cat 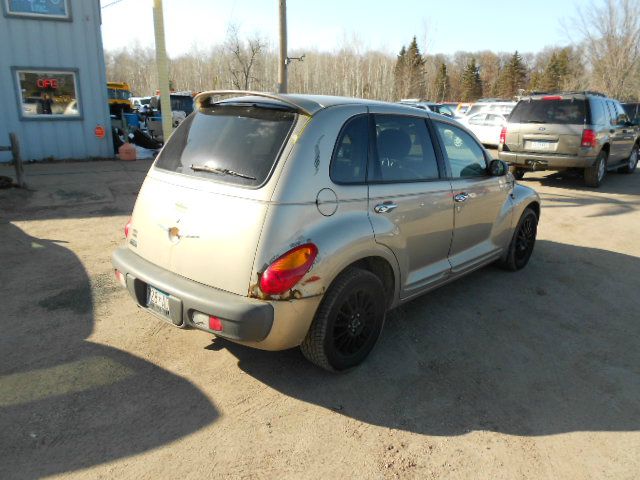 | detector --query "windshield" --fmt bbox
[108,89,132,100]
[510,99,588,125]
[155,104,296,187]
